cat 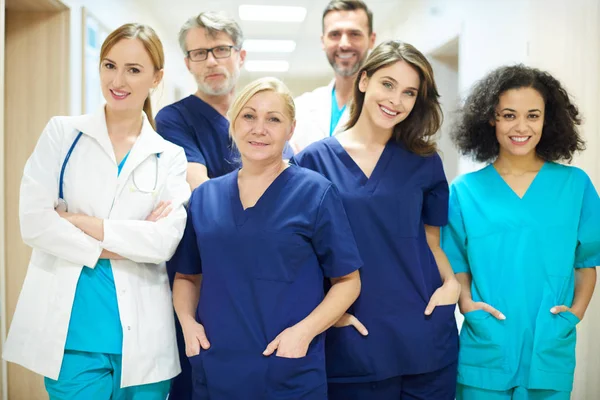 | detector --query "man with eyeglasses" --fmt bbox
[154,11,246,400]
[156,12,246,192]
